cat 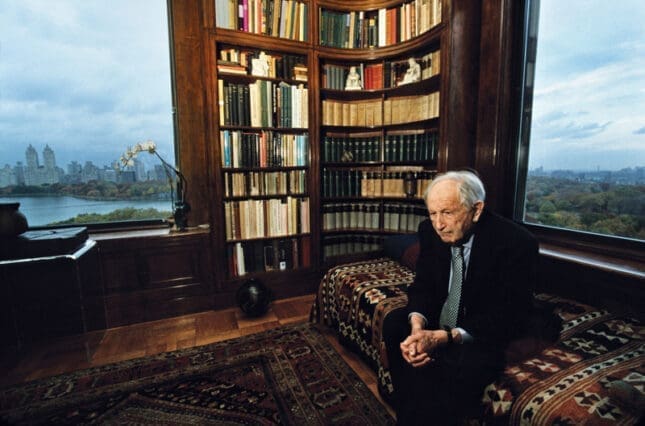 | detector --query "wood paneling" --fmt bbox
[96,229,213,327]
[441,0,481,171]
[169,0,211,227]
[474,0,525,214]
